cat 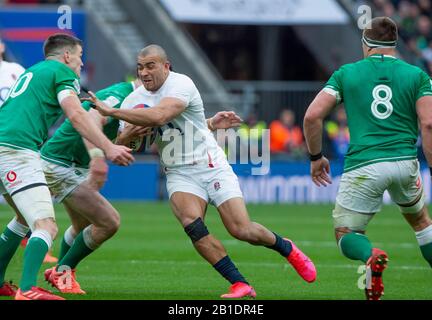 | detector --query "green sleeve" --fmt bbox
[55,65,80,95]
[417,71,432,101]
[324,68,344,104]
